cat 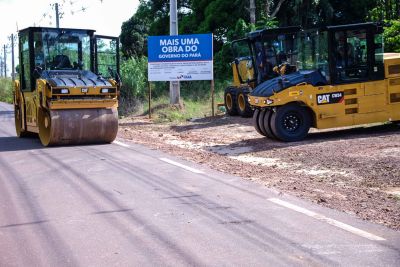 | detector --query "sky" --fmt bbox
[0,0,139,75]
